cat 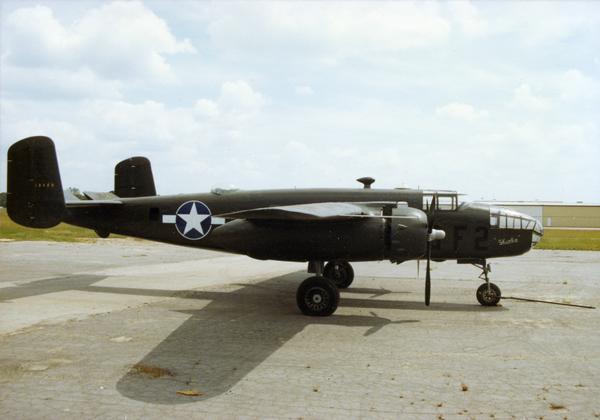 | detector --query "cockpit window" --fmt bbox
[422,191,459,211]
[490,208,543,234]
